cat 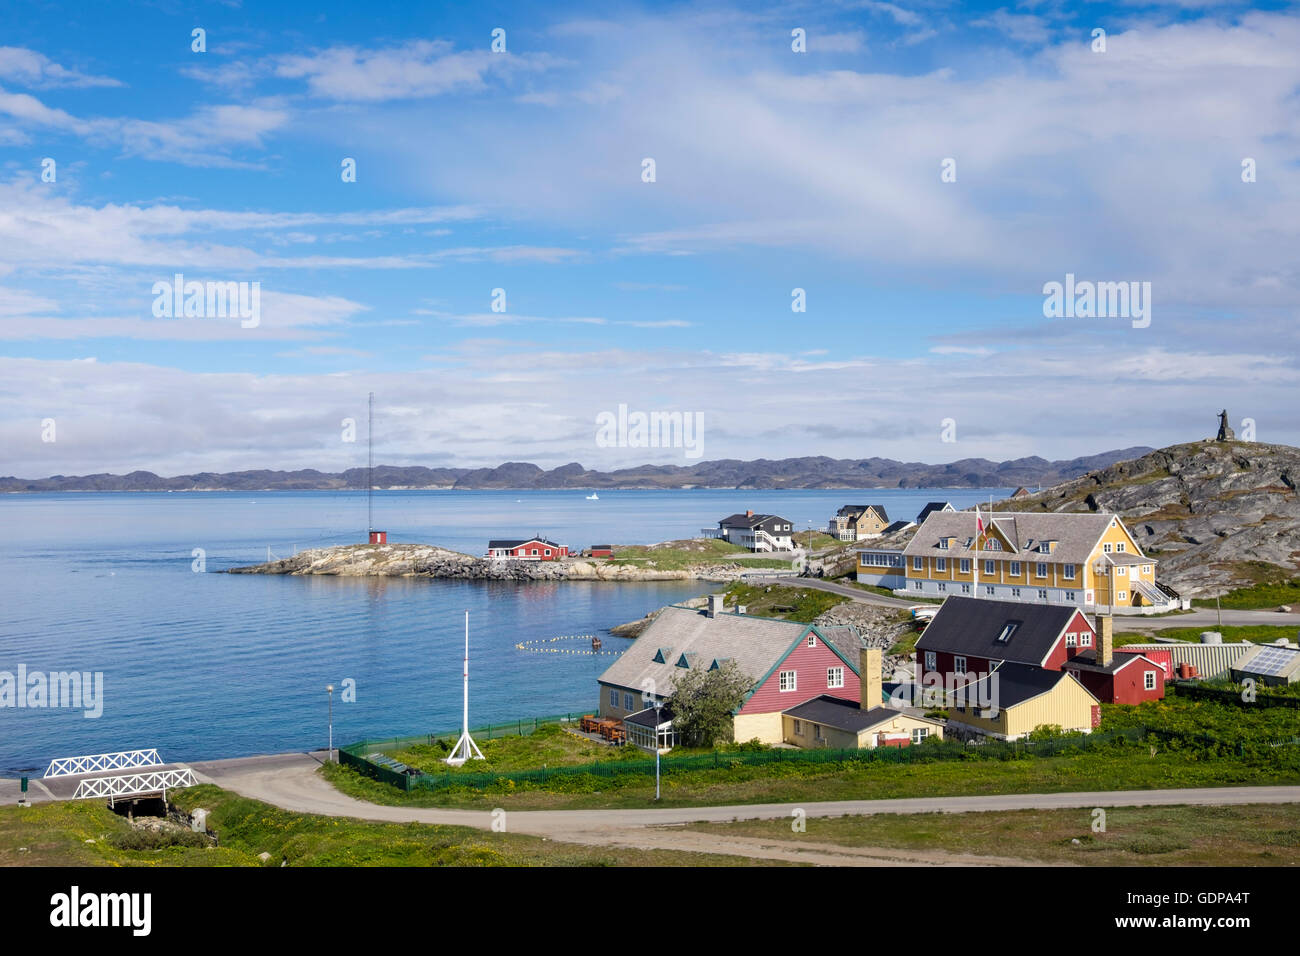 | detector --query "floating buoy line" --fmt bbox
[516,634,622,657]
